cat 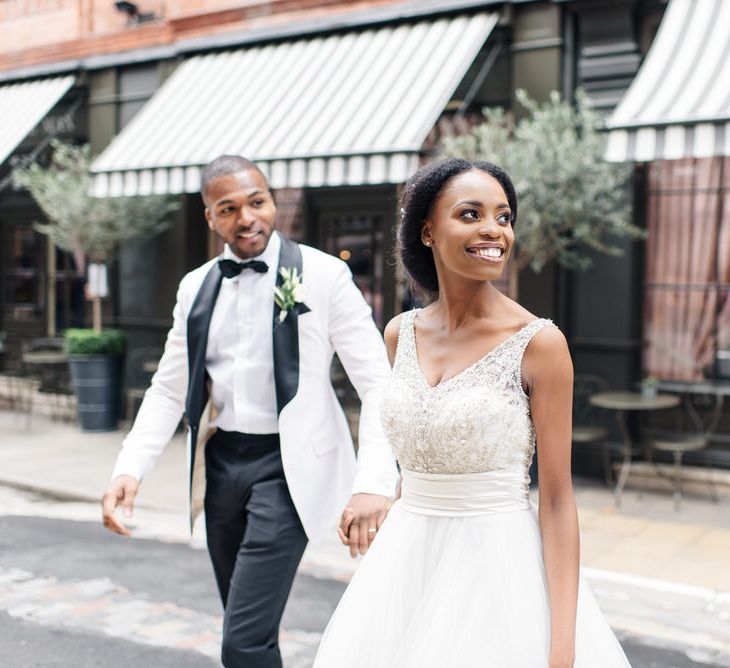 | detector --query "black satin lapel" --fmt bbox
[273,238,304,415]
[185,262,223,486]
